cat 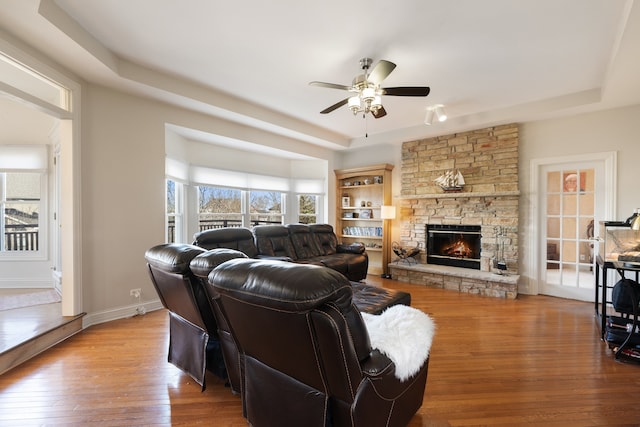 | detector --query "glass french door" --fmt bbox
[540,161,605,300]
